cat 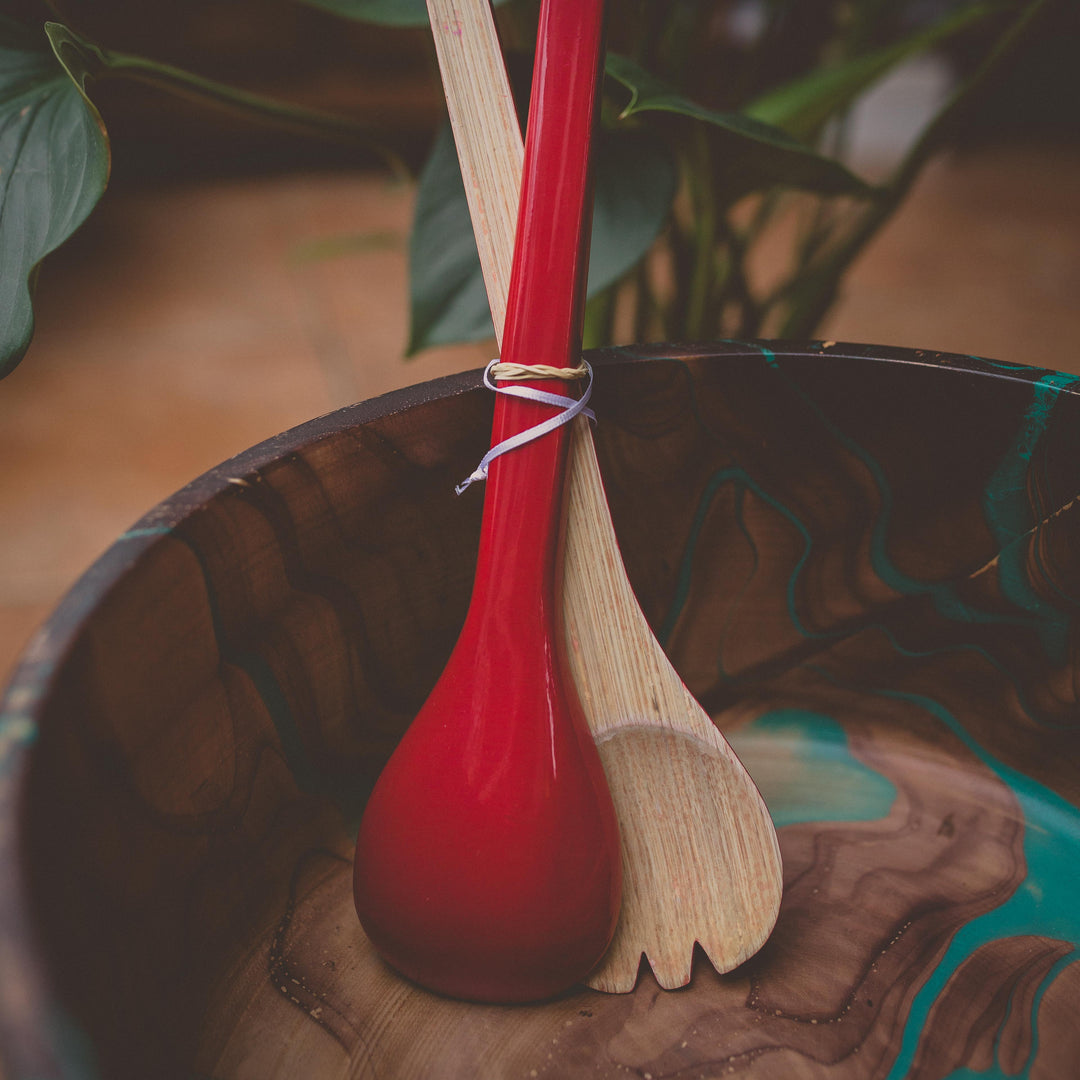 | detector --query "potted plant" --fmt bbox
[0,0,1057,376]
